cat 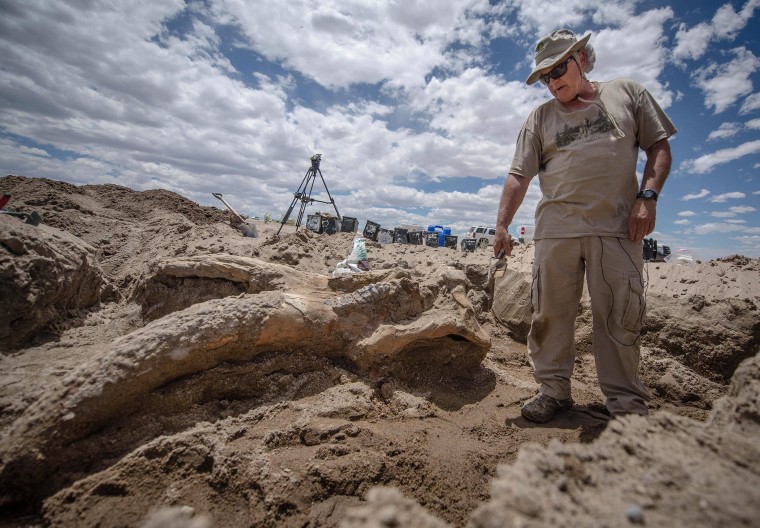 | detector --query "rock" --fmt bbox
[340,487,451,528]
[0,215,108,351]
